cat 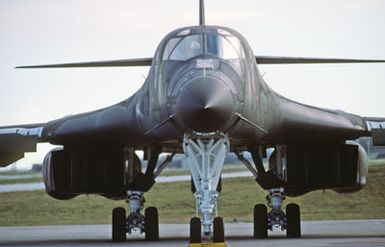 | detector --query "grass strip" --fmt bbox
[0,164,384,226]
